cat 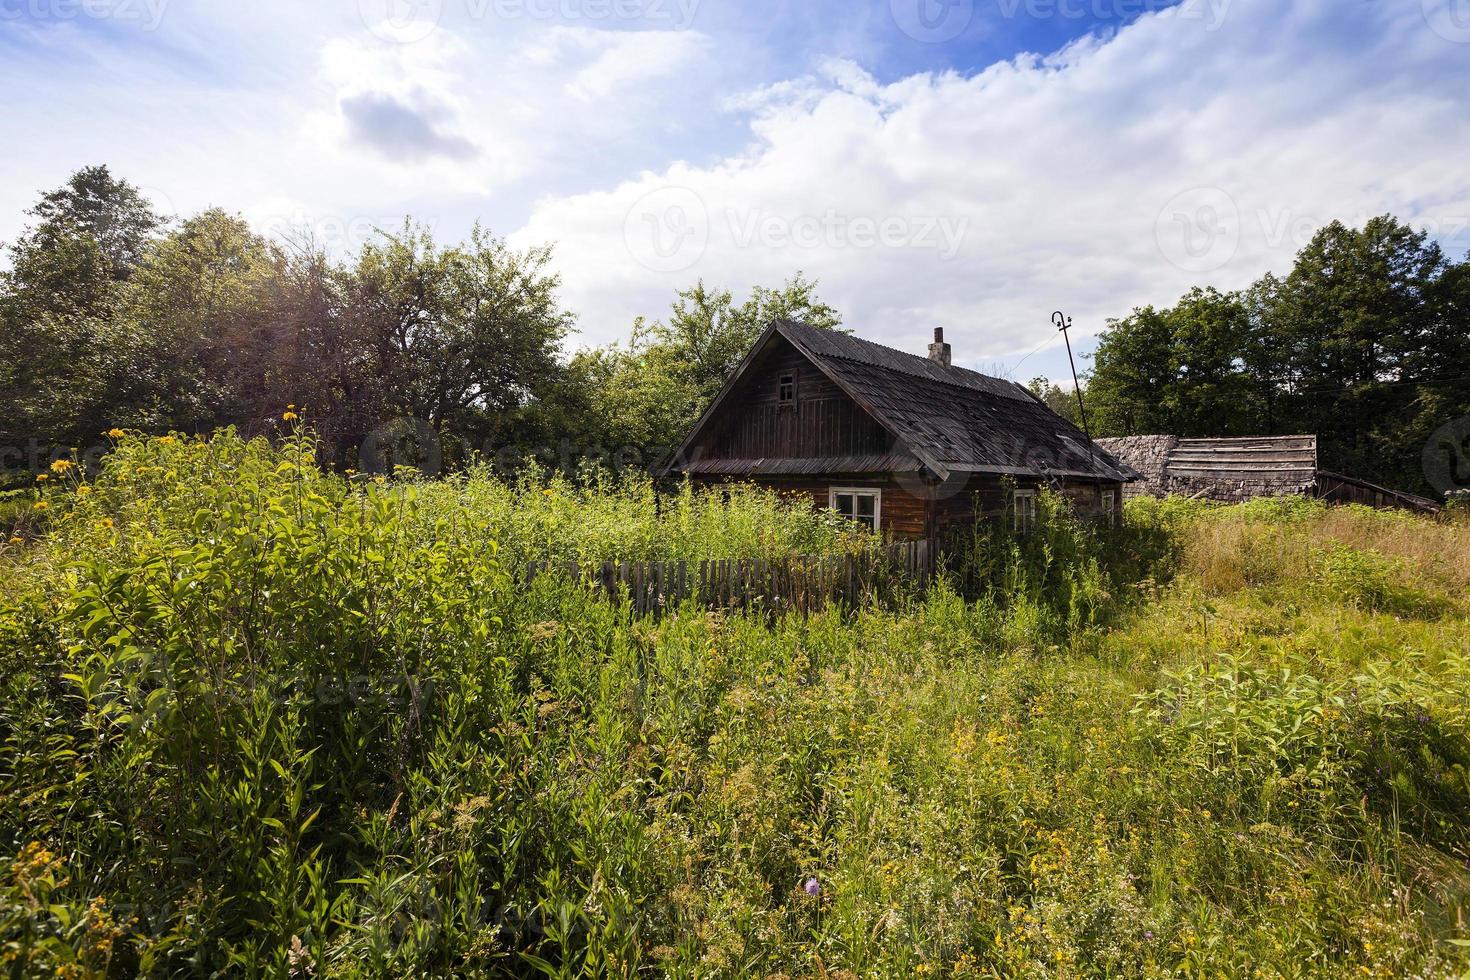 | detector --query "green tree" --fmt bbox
[1088,304,1177,436]
[1259,217,1450,485]
[26,164,164,278]
[346,223,574,459]
[0,167,165,459]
